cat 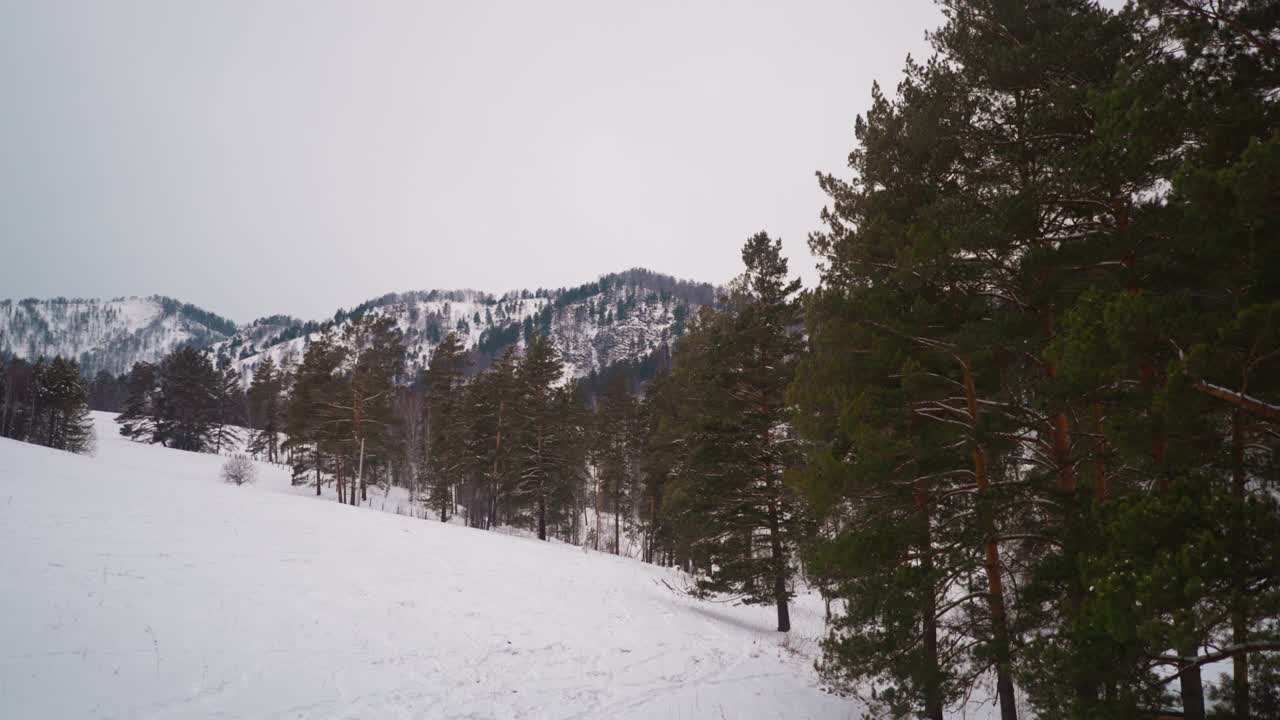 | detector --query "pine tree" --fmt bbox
[283,333,344,494]
[635,370,677,565]
[660,232,805,632]
[514,334,565,540]
[0,358,35,440]
[117,361,158,442]
[333,314,406,505]
[485,347,520,528]
[211,364,243,454]
[246,357,283,463]
[455,347,520,529]
[154,347,222,452]
[87,369,127,412]
[592,373,637,553]
[793,2,1280,718]
[32,356,93,453]
[423,332,468,520]
[1048,4,1280,717]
